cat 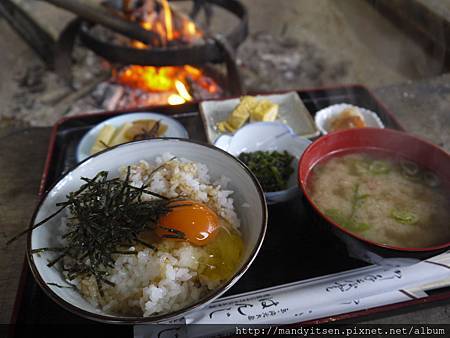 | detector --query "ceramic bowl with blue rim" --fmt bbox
[214,122,311,204]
